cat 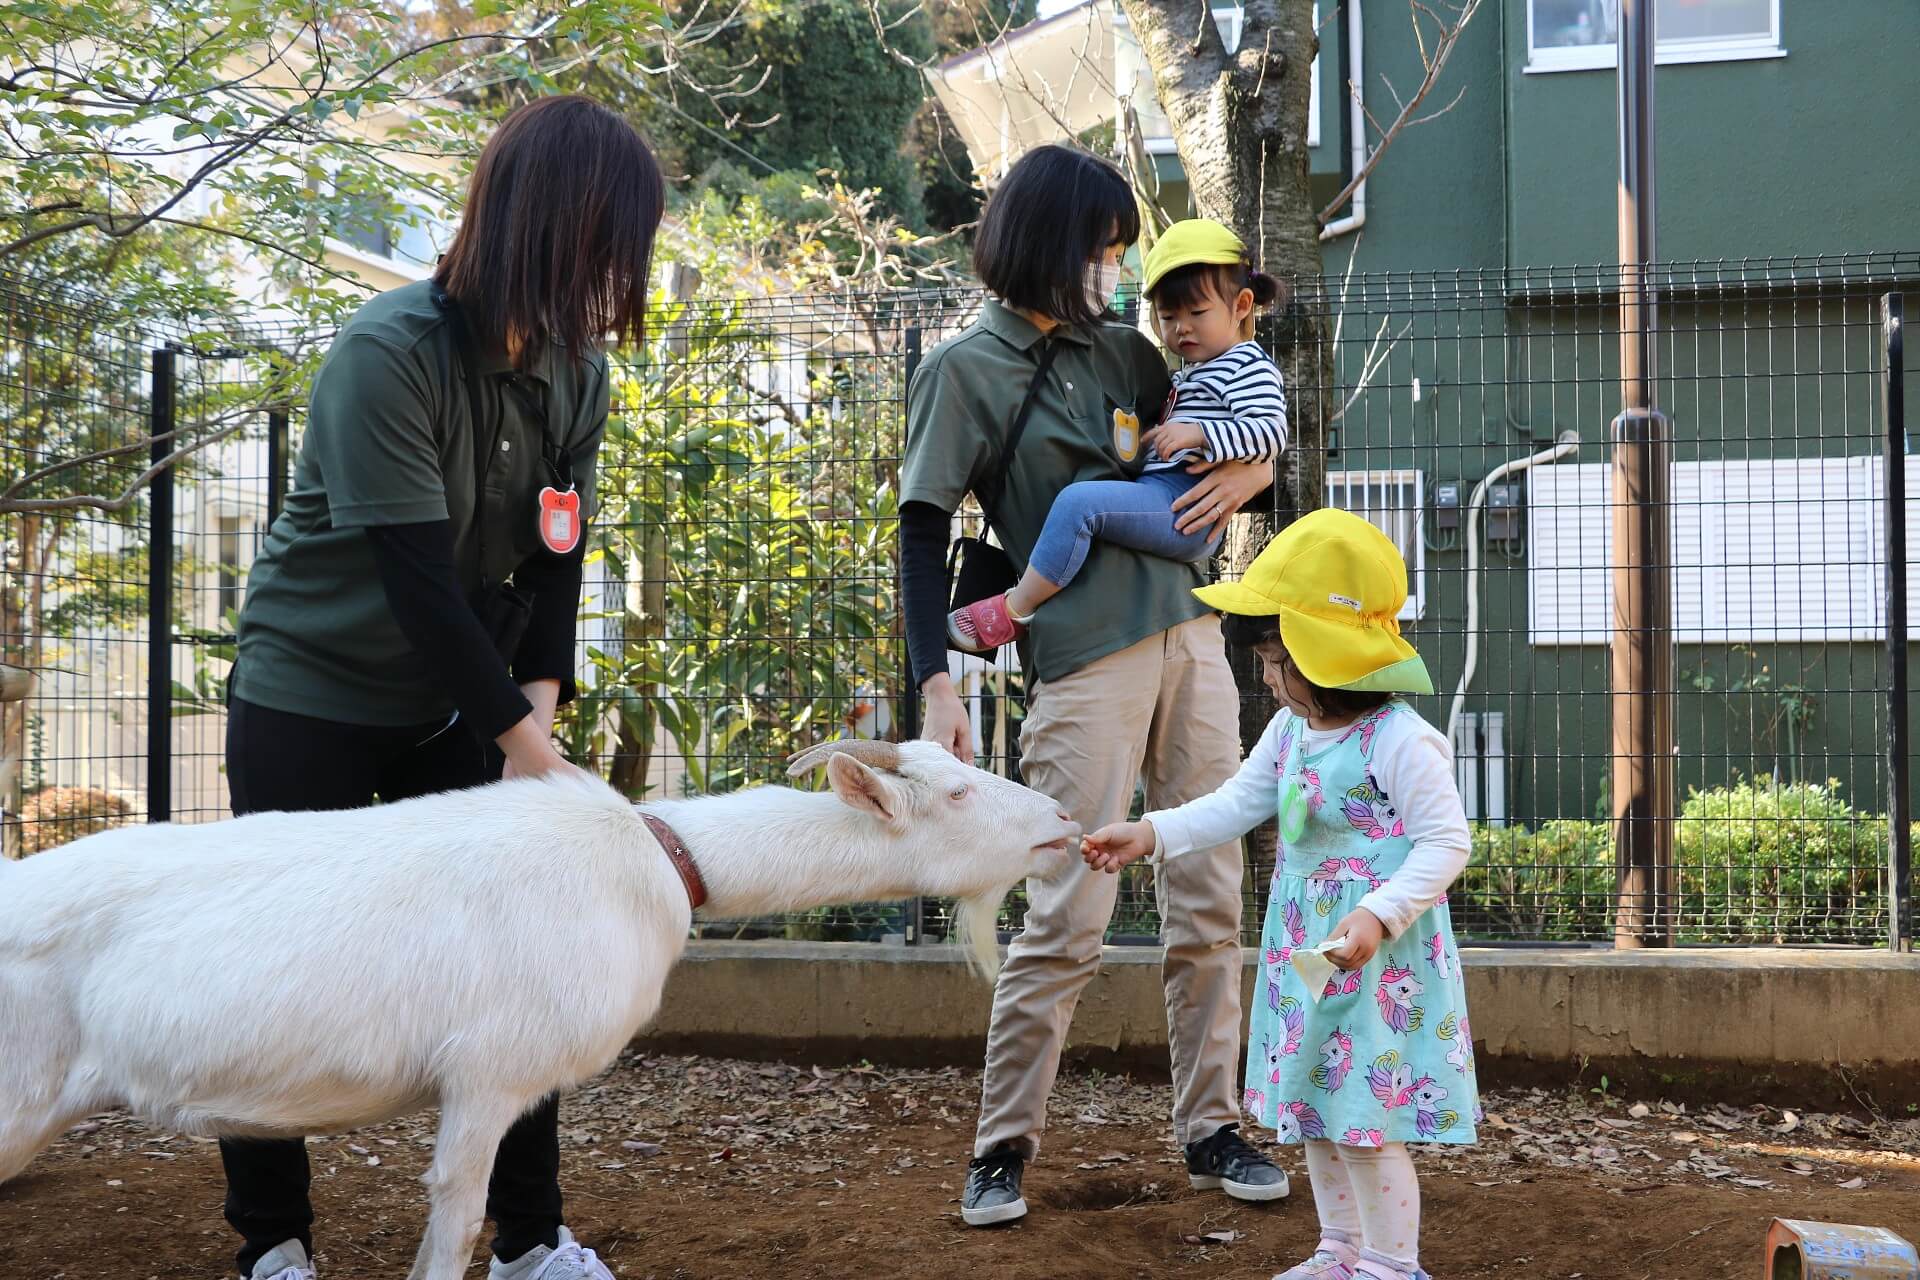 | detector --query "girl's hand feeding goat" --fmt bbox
[0,739,1078,1280]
